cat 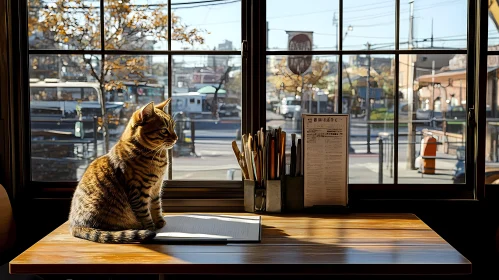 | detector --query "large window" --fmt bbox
[12,0,484,200]
[266,0,470,186]
[27,0,242,183]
